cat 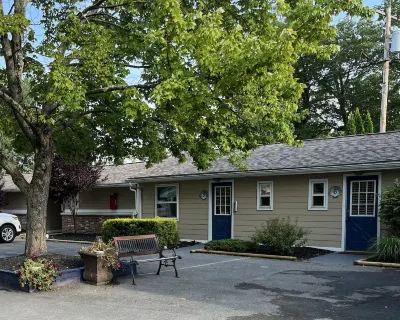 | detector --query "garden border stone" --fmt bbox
[353,258,400,268]
[190,249,297,261]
